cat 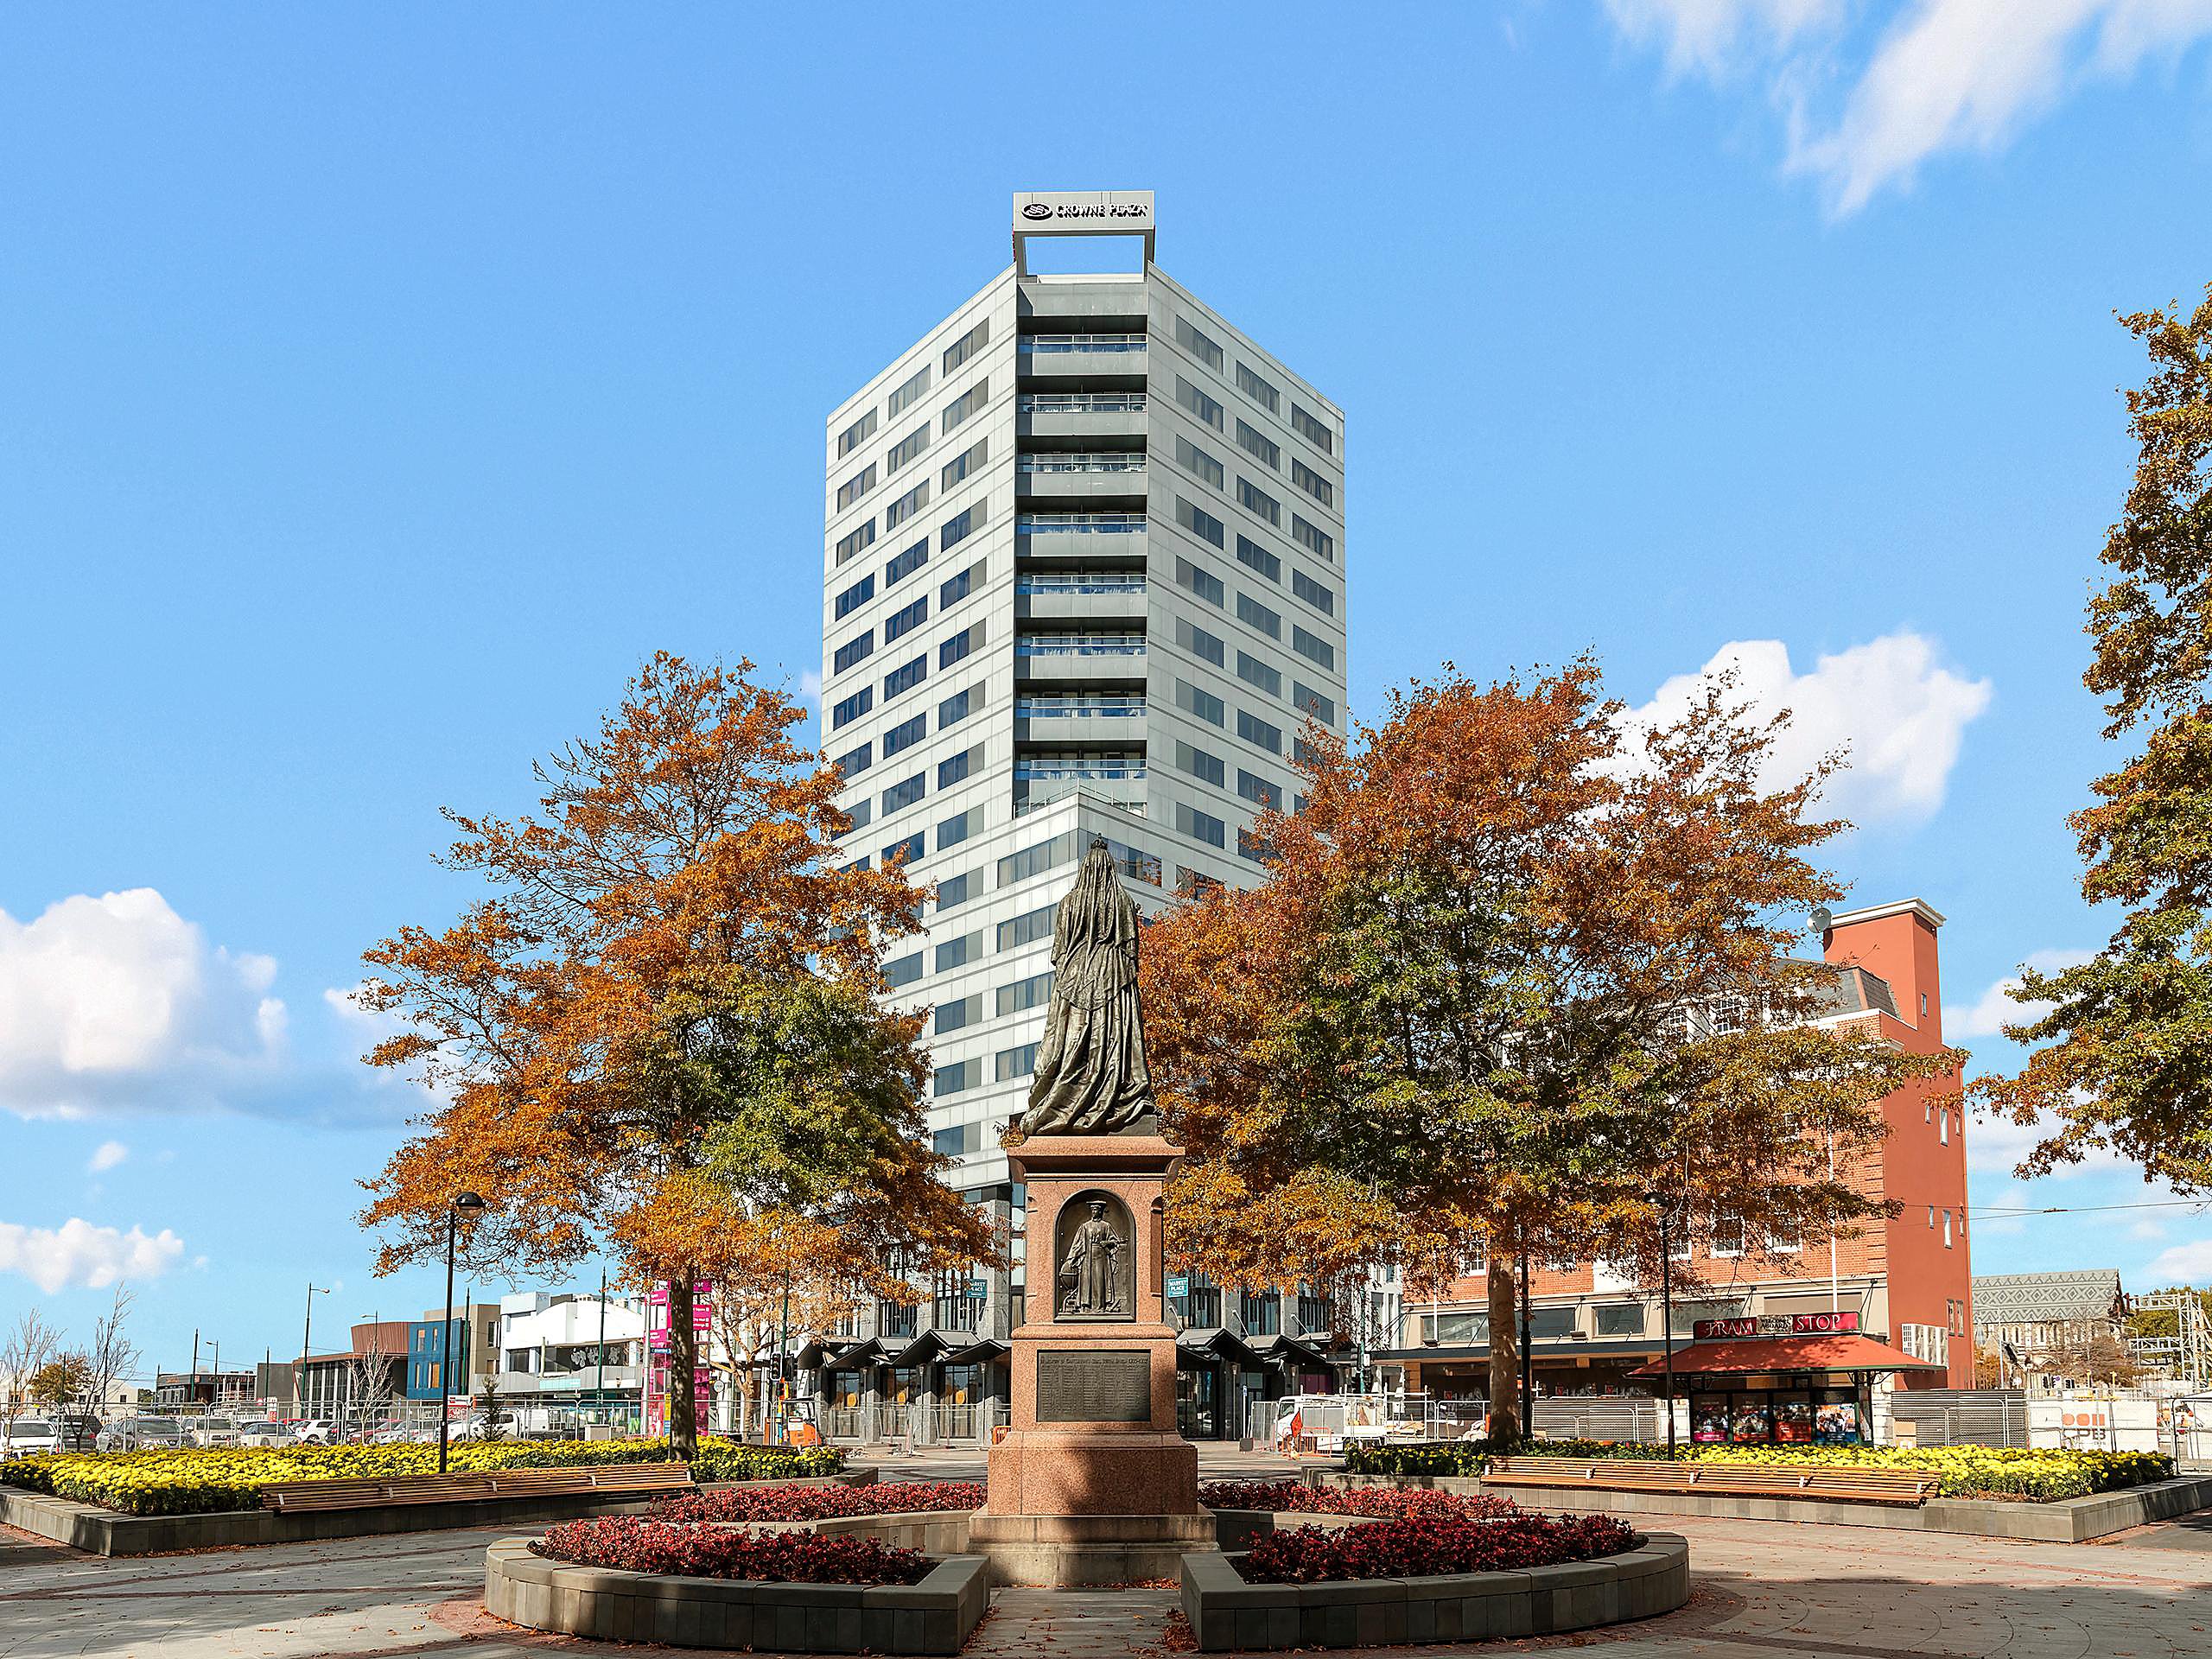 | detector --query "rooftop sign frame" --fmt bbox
[1013,190,1155,275]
